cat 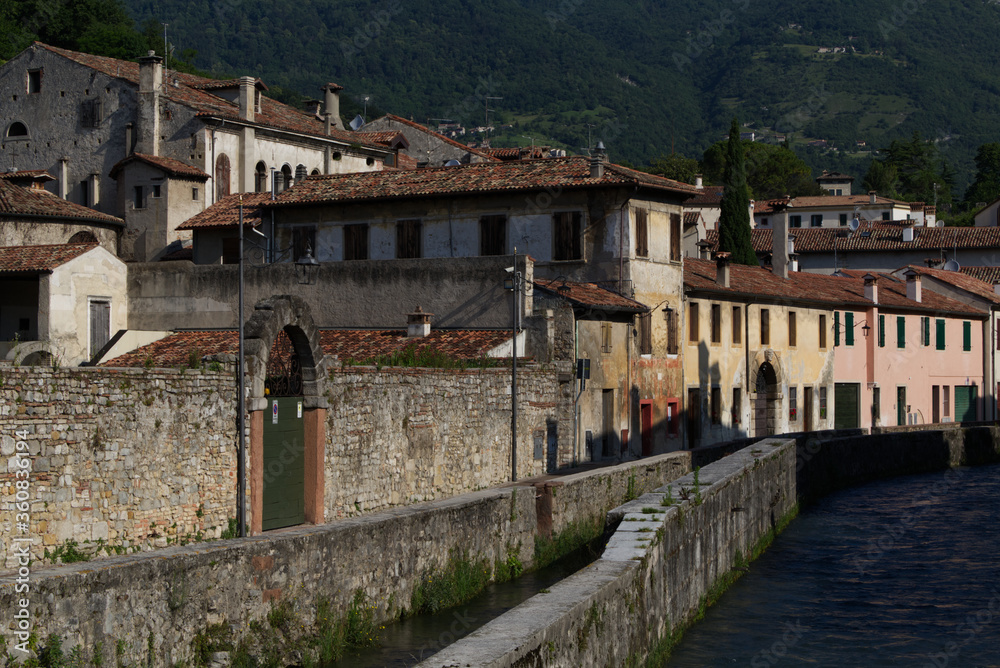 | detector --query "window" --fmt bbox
[788,311,797,347]
[839,213,848,226]
[192,187,199,201]
[670,213,681,262]
[943,385,950,416]
[601,322,613,354]
[639,313,652,355]
[553,211,582,260]
[6,121,28,138]
[923,316,931,347]
[480,214,507,256]
[845,312,855,346]
[897,316,906,349]
[221,237,240,265]
[151,184,161,198]
[732,306,742,345]
[80,180,89,207]
[760,308,770,346]
[396,219,421,258]
[790,215,802,228]
[88,299,110,358]
[878,314,885,348]
[711,304,721,344]
[292,226,316,261]
[215,154,231,201]
[732,388,741,425]
[27,69,41,94]
[635,209,648,257]
[667,399,680,437]
[810,214,822,227]
[882,211,890,221]
[789,386,797,421]
[760,217,769,227]
[819,314,827,349]
[133,186,144,209]
[689,303,699,342]
[834,312,840,346]
[936,318,946,350]
[343,224,369,261]
[711,387,721,425]
[963,321,972,351]
[255,161,267,193]
[819,386,827,420]
[666,308,679,355]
